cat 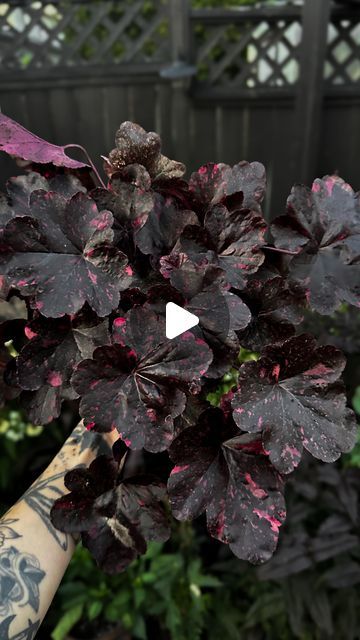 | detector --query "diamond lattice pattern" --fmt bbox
[193,14,360,88]
[0,0,170,68]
